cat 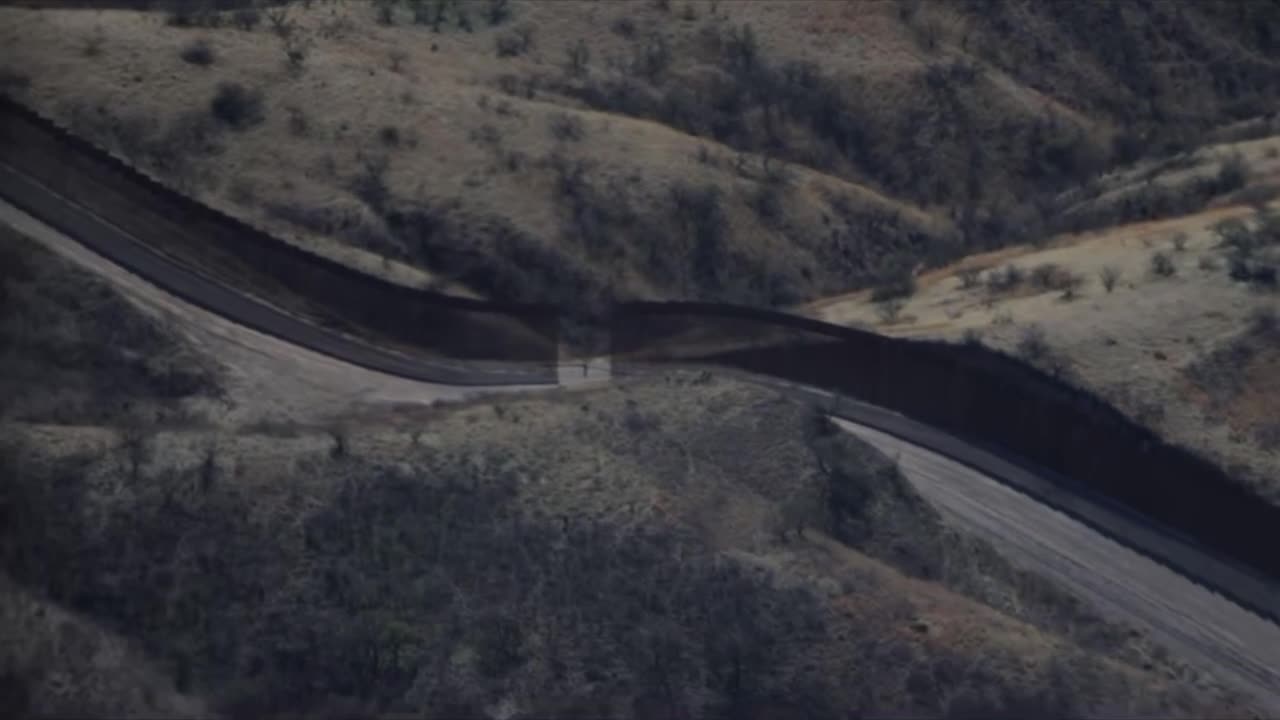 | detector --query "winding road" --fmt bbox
[3,149,1280,711]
